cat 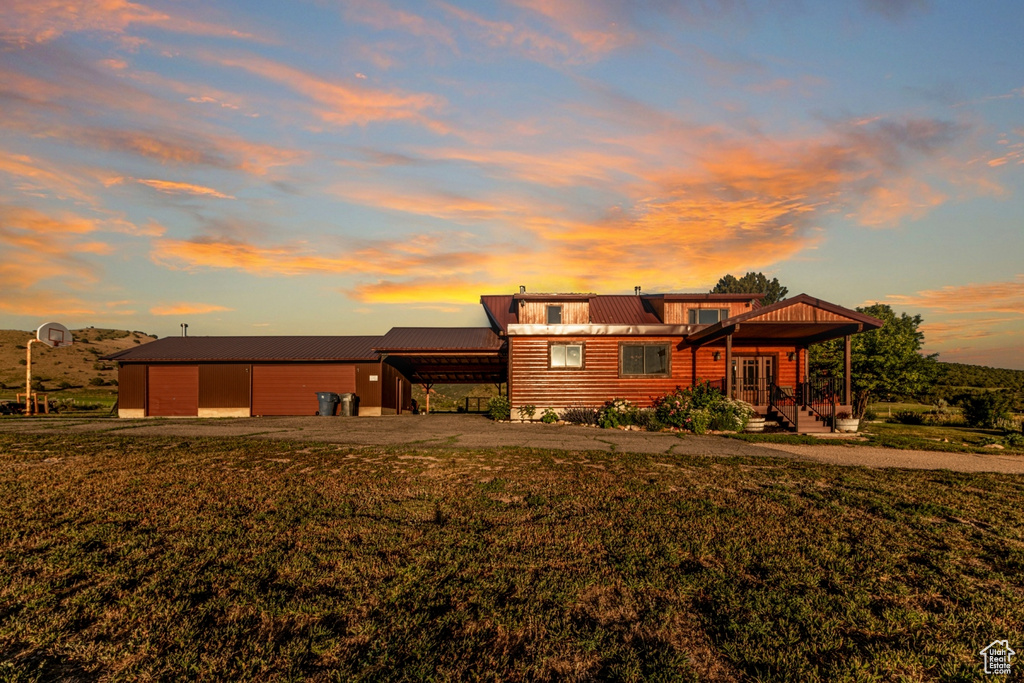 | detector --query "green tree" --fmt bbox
[711,272,789,305]
[810,304,937,417]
